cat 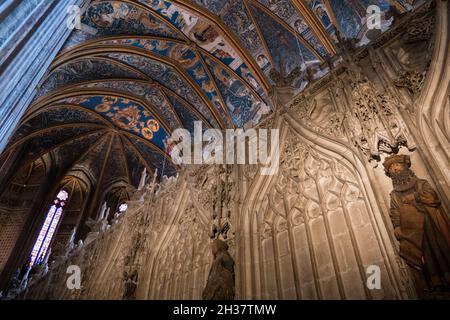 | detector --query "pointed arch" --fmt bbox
[162,0,272,94]
[48,46,227,129]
